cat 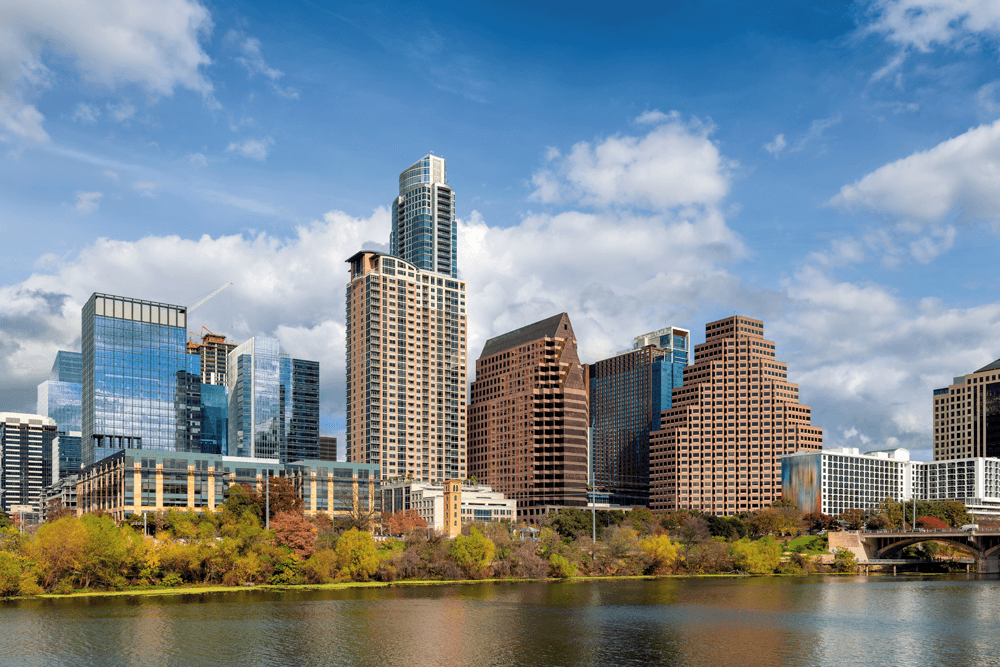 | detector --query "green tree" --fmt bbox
[451,526,495,579]
[335,528,380,581]
[223,484,259,521]
[879,498,903,529]
[839,508,865,531]
[28,516,88,589]
[640,534,679,574]
[548,553,576,578]
[729,536,782,574]
[833,547,858,573]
